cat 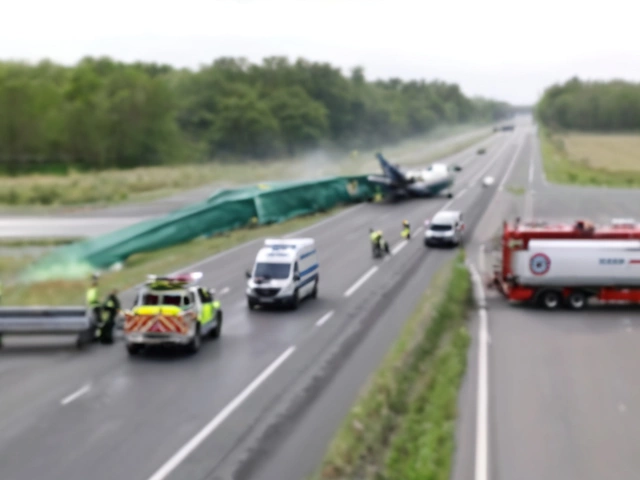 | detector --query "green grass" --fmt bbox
[309,250,472,480]
[0,206,348,305]
[539,128,640,187]
[0,124,492,210]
